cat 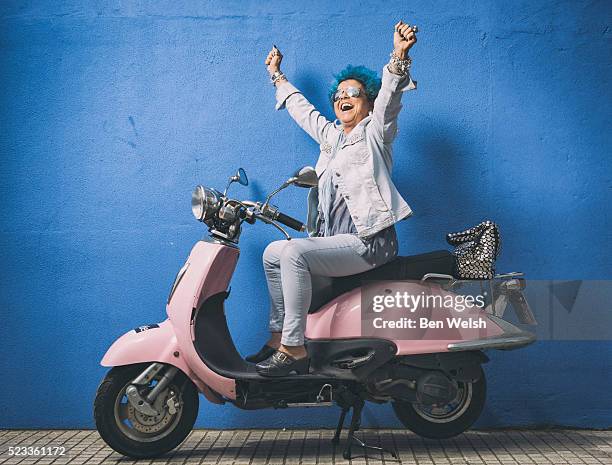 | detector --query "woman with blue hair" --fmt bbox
[250,20,418,376]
